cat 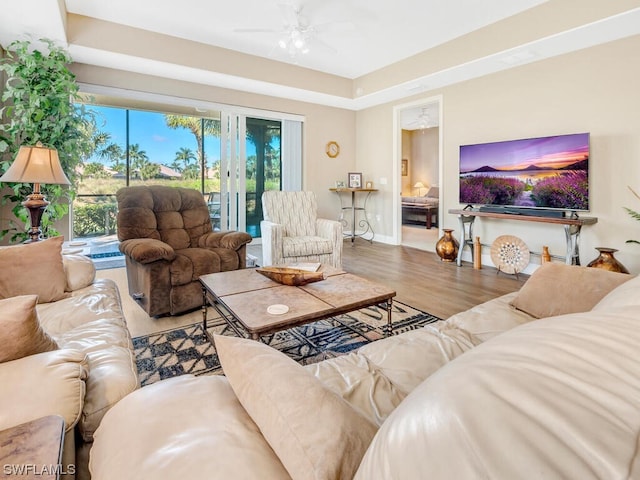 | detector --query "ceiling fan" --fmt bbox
[406,108,437,130]
[234,3,339,58]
